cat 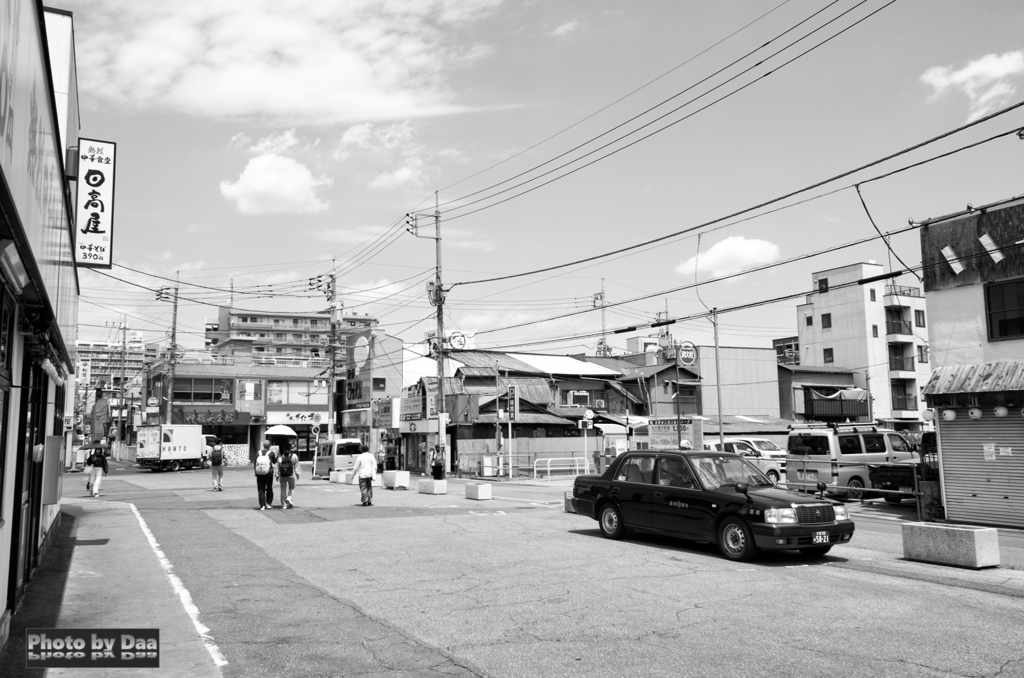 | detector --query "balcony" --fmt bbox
[803,397,870,418]
[886,320,913,336]
[884,285,921,298]
[891,395,918,411]
[889,356,916,372]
